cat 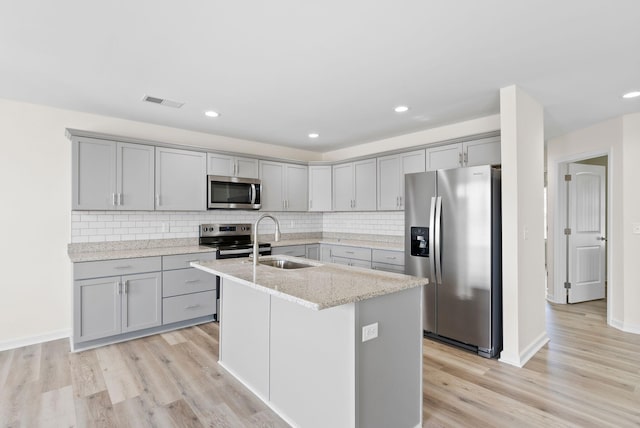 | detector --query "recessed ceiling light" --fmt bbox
[205,110,220,117]
[394,105,409,113]
[622,91,640,99]
[308,133,319,139]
